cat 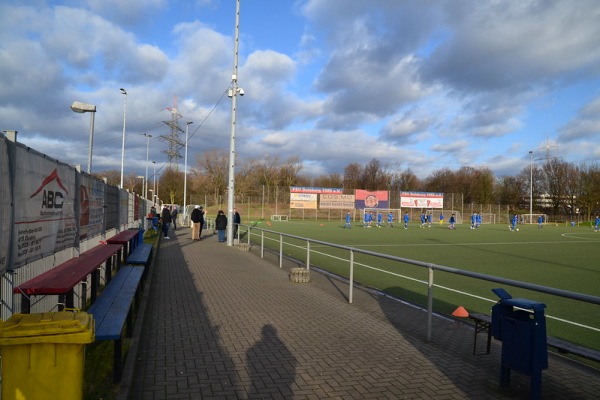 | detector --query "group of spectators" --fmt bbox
[154,204,241,242]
